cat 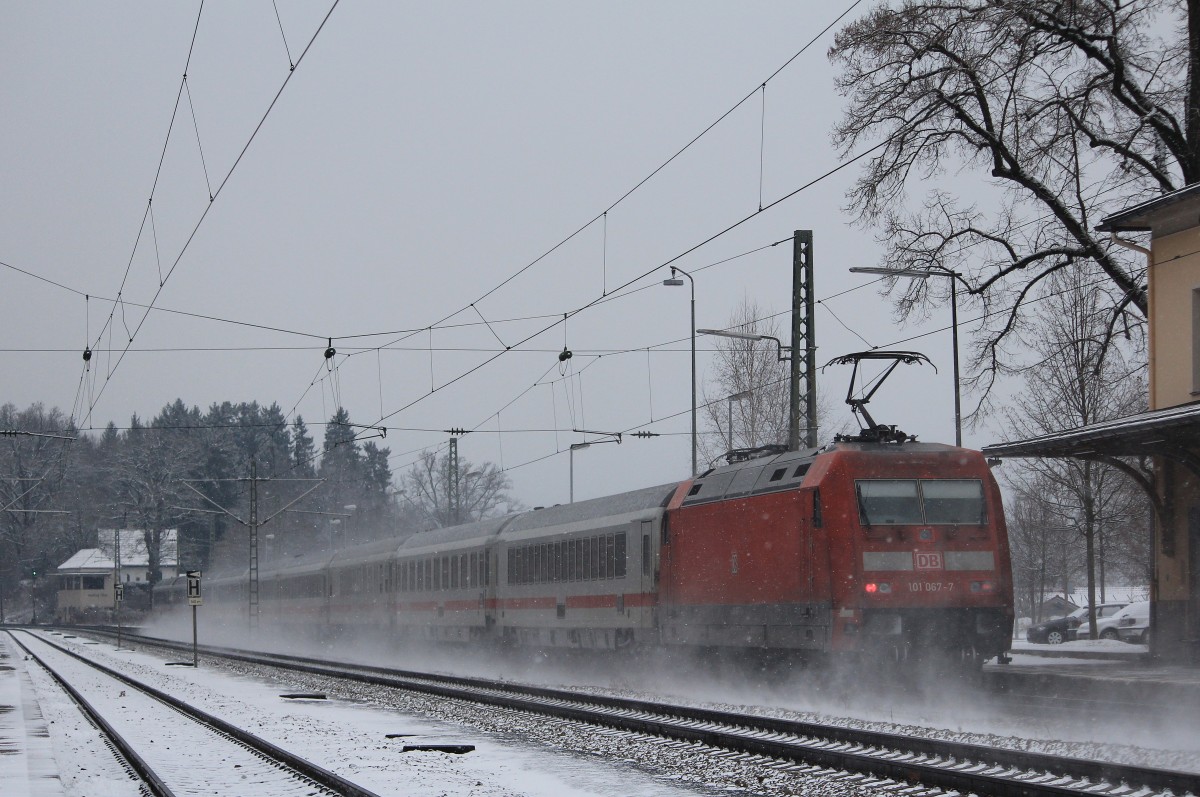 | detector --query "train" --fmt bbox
[157,436,1014,667]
